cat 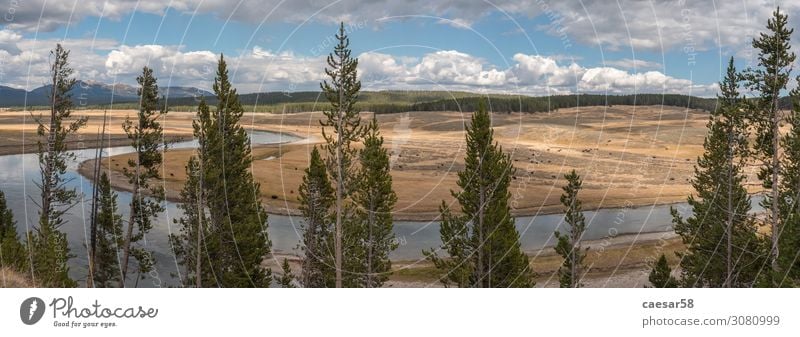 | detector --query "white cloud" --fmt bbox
[356,51,715,96]
[410,51,507,86]
[0,30,717,97]
[4,0,799,54]
[509,53,583,87]
[0,30,22,54]
[540,0,800,52]
[603,58,662,70]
